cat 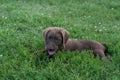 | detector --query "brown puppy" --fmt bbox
[43,27,107,58]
